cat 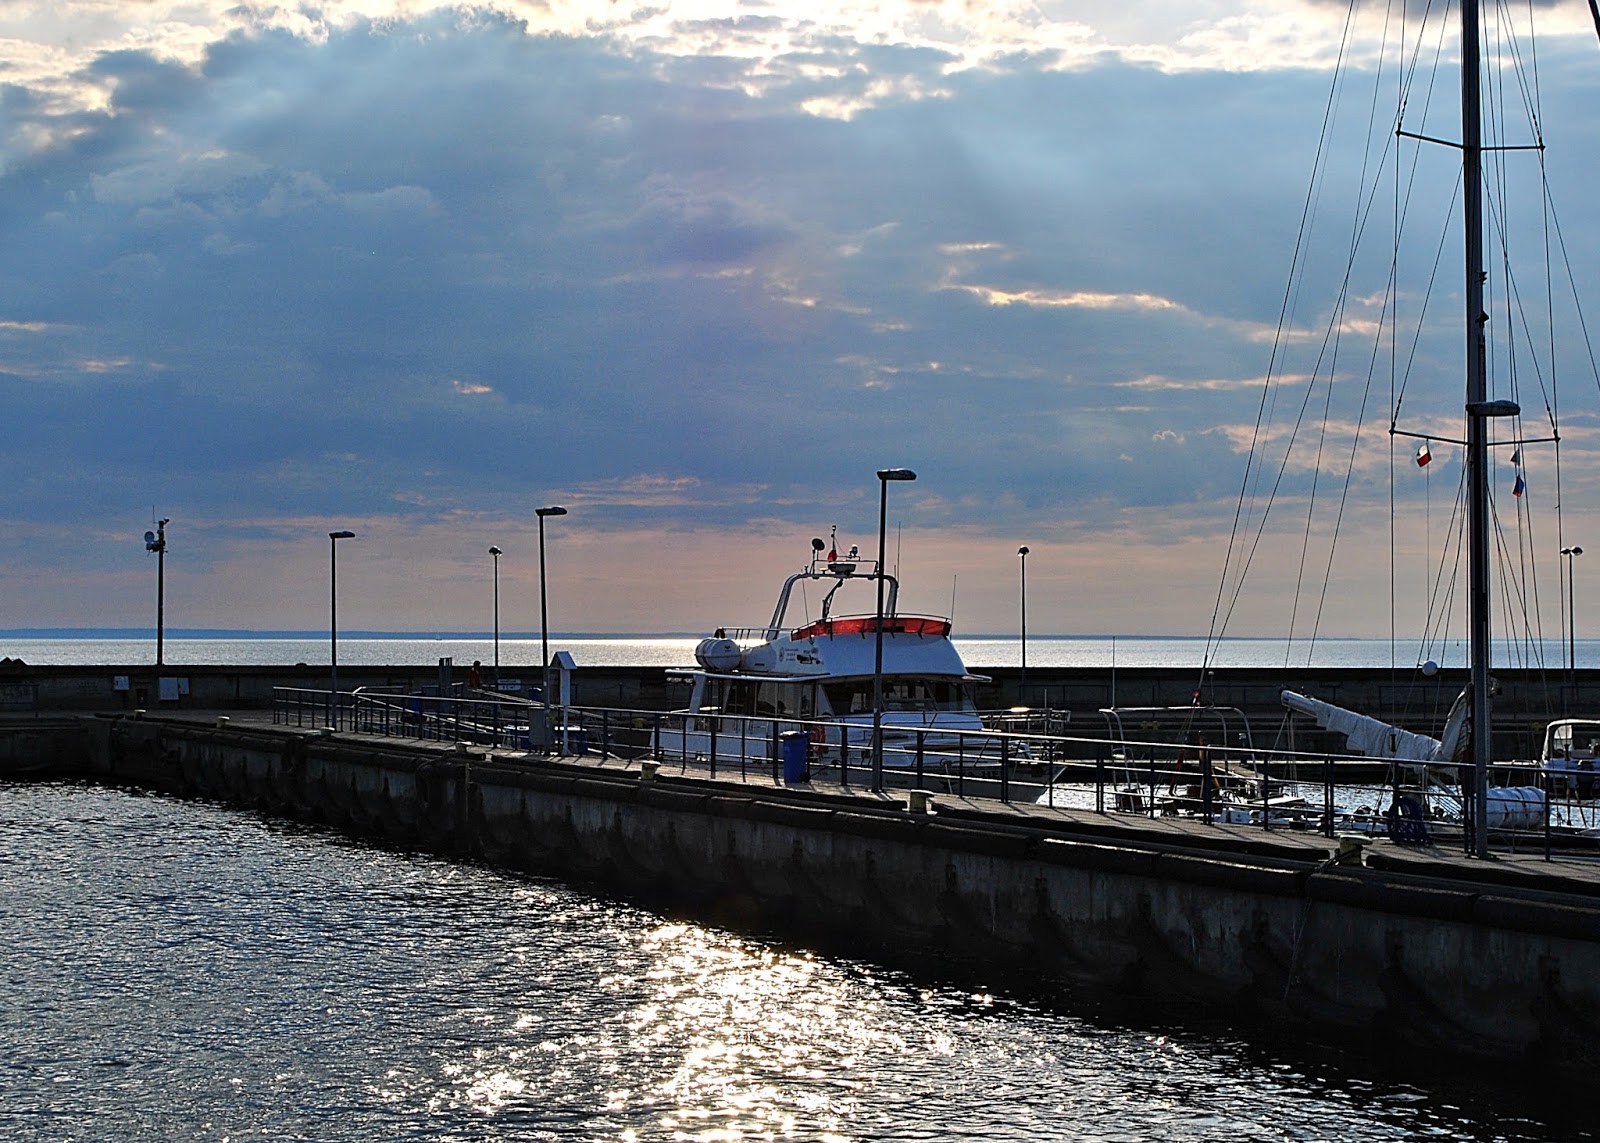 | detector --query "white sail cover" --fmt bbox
[1280,688,1470,763]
